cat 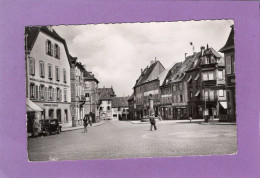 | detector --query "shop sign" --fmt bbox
[43,103,58,107]
[227,76,235,86]
[172,103,186,106]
